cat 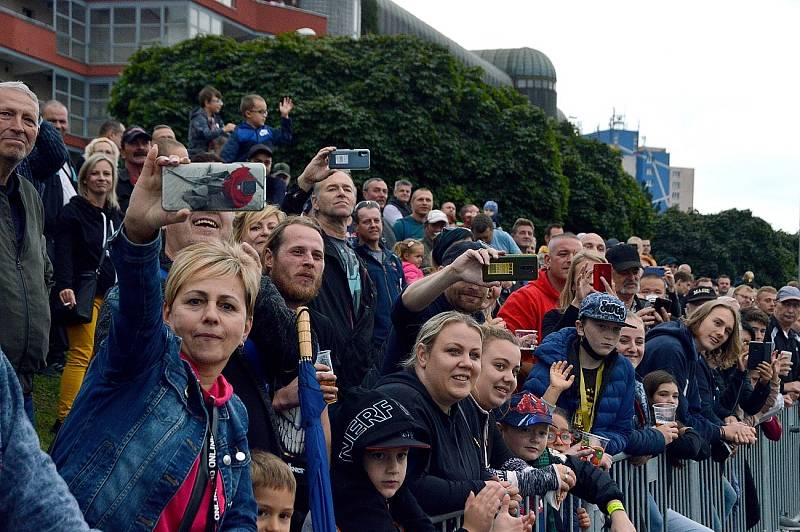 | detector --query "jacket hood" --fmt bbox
[535,327,578,365]
[67,194,115,220]
[645,321,698,364]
